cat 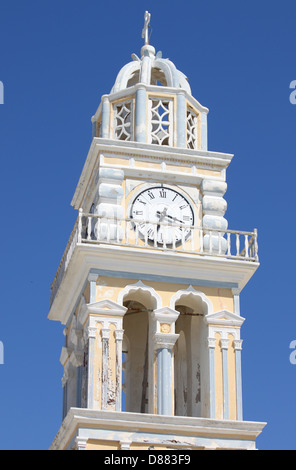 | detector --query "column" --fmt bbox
[135,85,147,143]
[154,333,179,415]
[176,90,186,148]
[87,325,97,408]
[151,307,180,416]
[101,327,110,410]
[207,337,216,419]
[115,329,124,411]
[70,349,84,408]
[200,111,208,151]
[234,339,243,420]
[101,95,110,139]
[221,338,230,420]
